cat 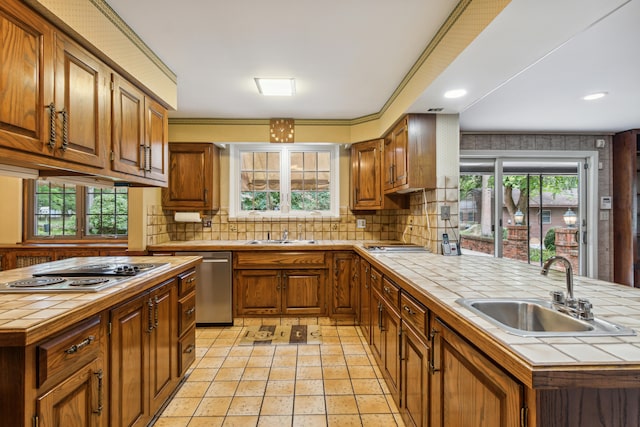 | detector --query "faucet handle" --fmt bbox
[550,290,565,304]
[577,298,594,320]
